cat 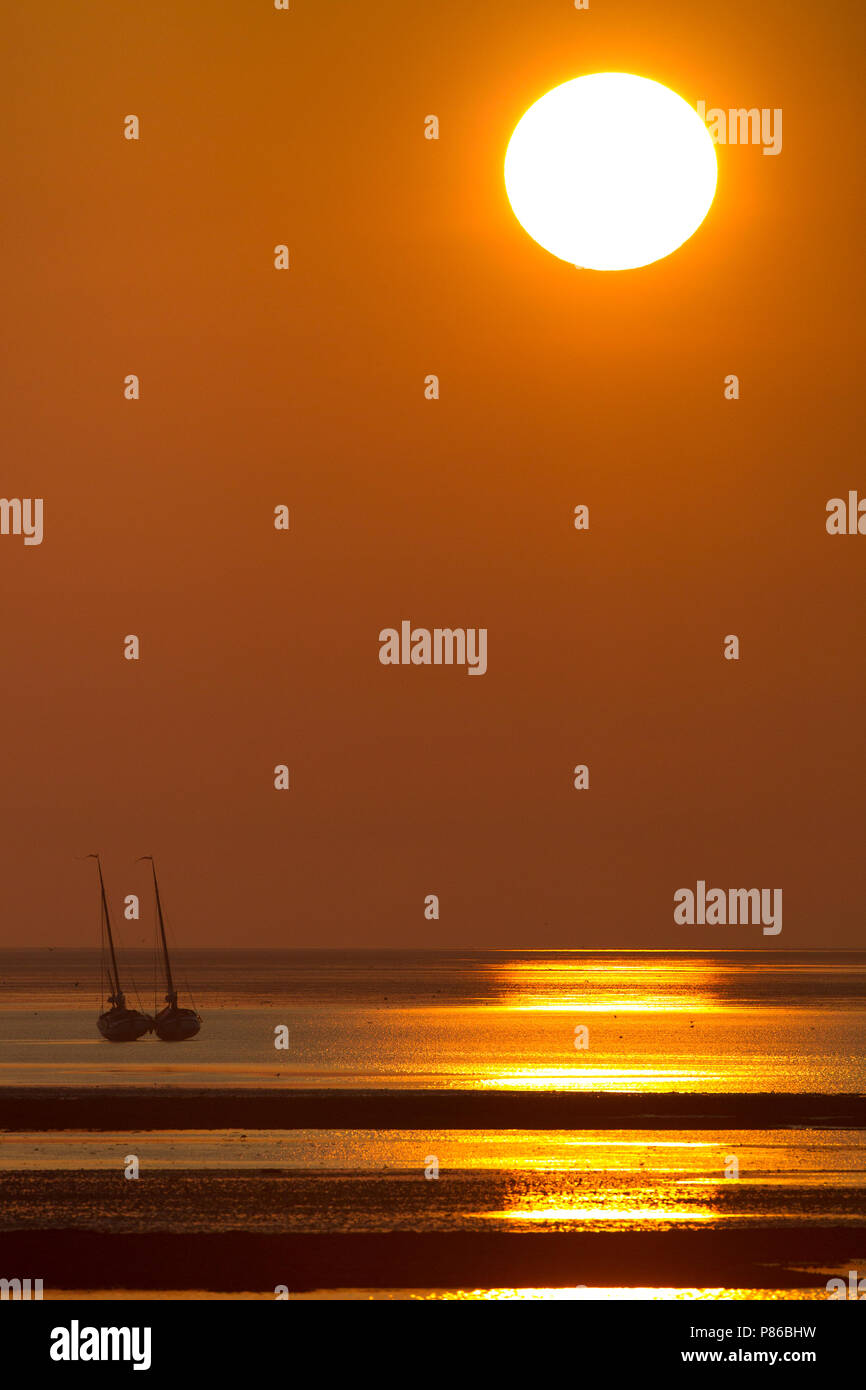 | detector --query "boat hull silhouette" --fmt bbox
[154,1005,201,1041]
[97,1007,153,1042]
